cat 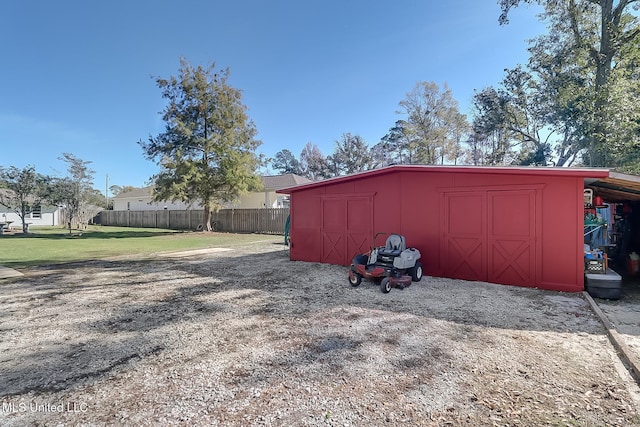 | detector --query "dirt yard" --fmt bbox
[1,236,640,426]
